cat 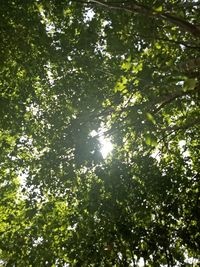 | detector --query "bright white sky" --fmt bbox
[99,135,113,158]
[90,129,113,158]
